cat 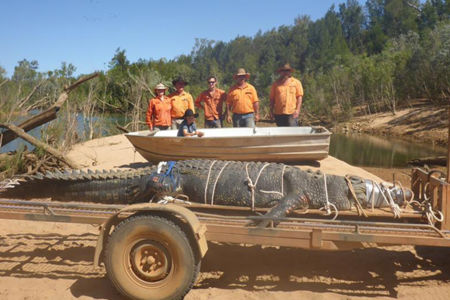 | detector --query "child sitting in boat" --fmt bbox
[177,109,204,137]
